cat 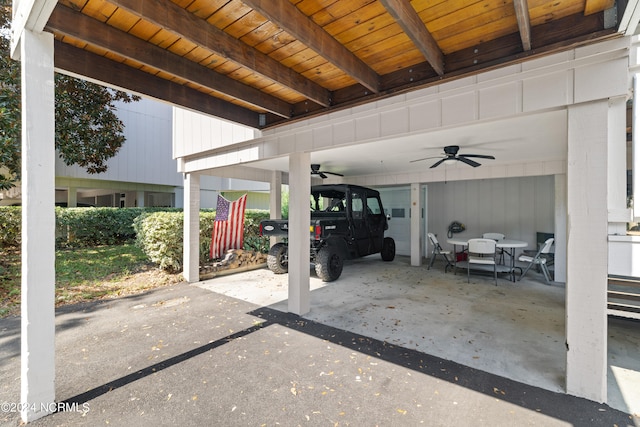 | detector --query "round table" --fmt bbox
[446,237,527,281]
